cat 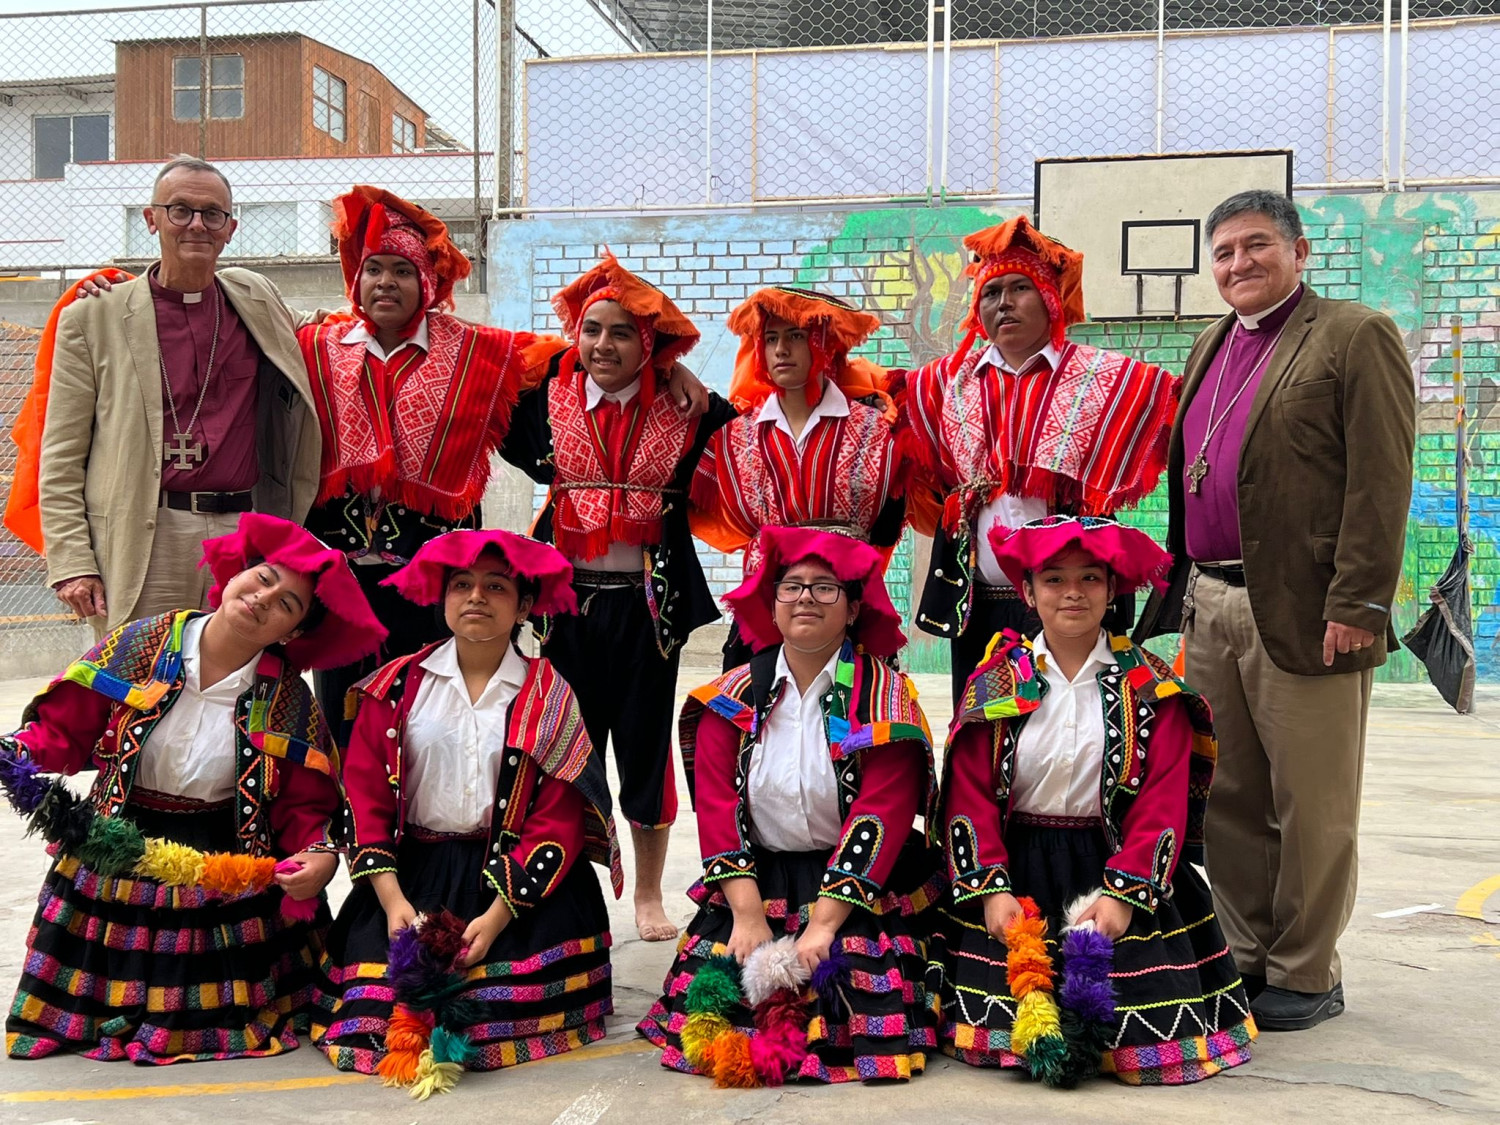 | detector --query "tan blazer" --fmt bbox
[39,266,322,628]
[1136,287,1416,677]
